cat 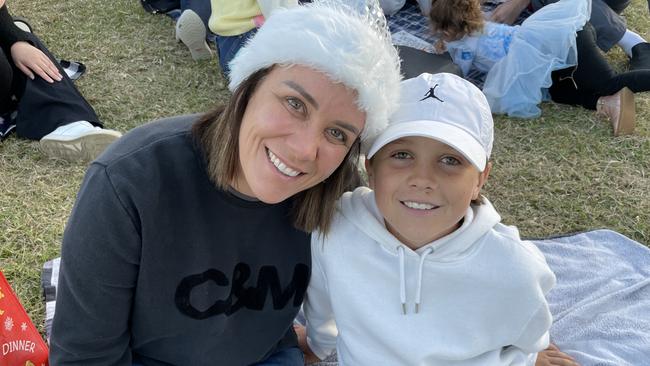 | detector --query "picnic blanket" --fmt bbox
[387,0,533,89]
[537,230,650,366]
[41,229,650,365]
